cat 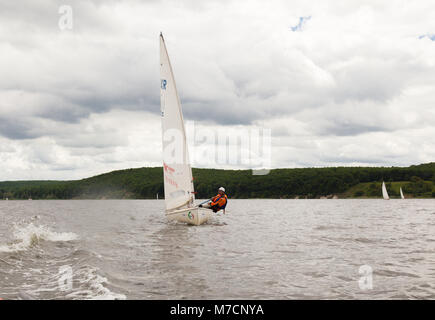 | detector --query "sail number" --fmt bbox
[161,79,167,90]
